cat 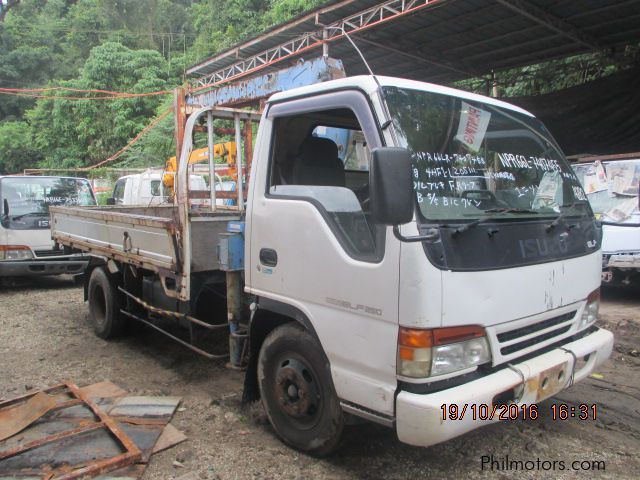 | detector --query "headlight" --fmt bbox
[398,325,492,378]
[432,336,491,376]
[579,288,600,329]
[0,245,34,260]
